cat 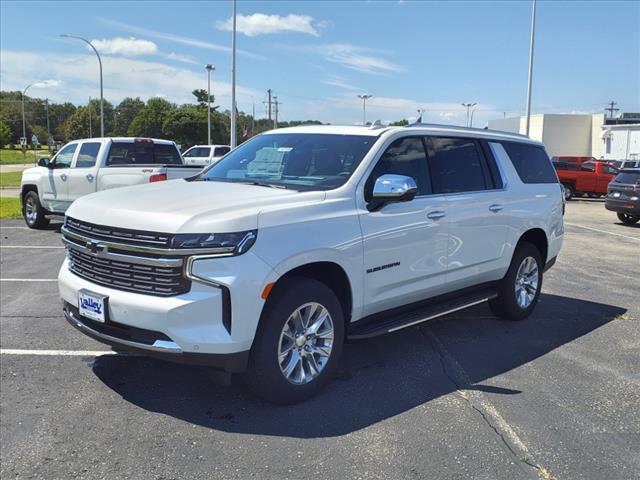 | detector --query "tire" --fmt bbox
[617,213,640,225]
[489,242,543,321]
[22,191,49,229]
[247,277,345,404]
[562,184,574,201]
